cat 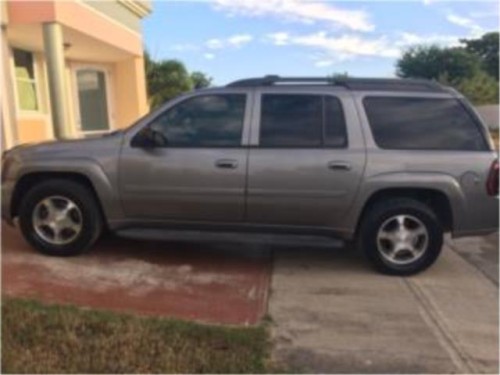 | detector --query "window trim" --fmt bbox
[256,93,348,149]
[362,96,490,152]
[12,48,42,114]
[132,92,250,149]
